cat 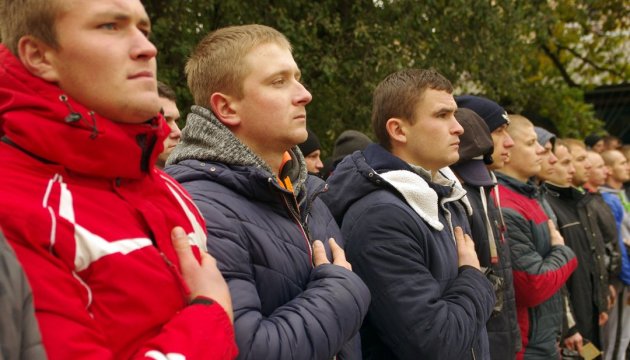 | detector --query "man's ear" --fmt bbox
[209,92,240,127]
[17,36,59,82]
[385,117,407,145]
